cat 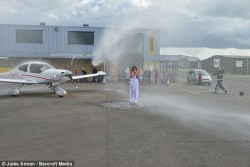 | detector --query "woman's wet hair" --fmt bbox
[132,65,137,70]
